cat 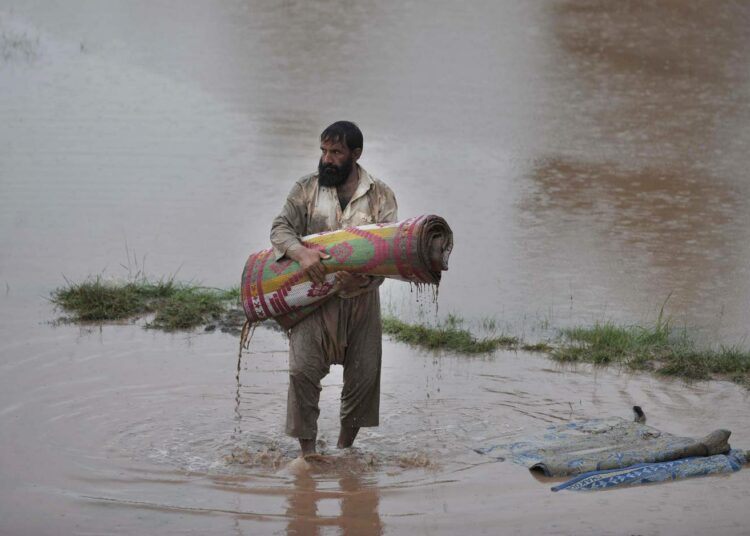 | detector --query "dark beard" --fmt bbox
[318,156,353,187]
